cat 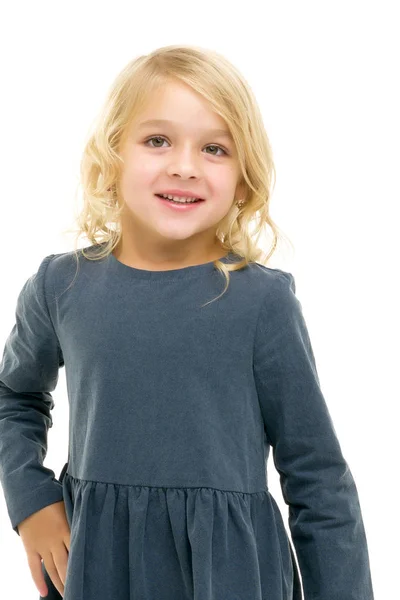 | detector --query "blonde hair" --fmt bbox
[63,44,293,307]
